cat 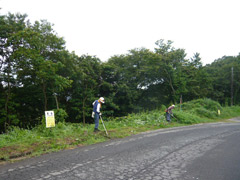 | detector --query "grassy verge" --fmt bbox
[0,99,240,163]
